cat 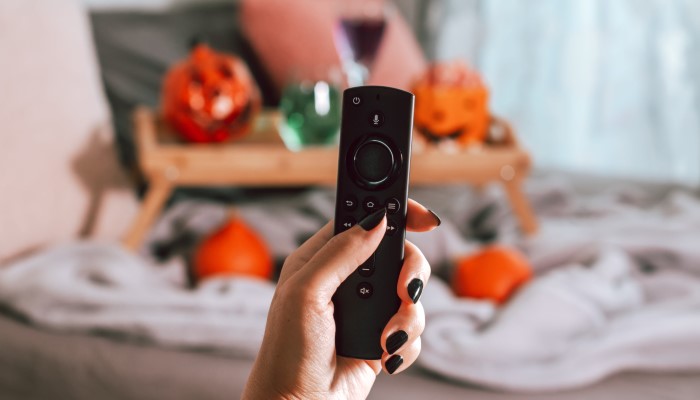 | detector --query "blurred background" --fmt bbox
[88,0,700,185]
[1,0,700,399]
[428,0,700,184]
